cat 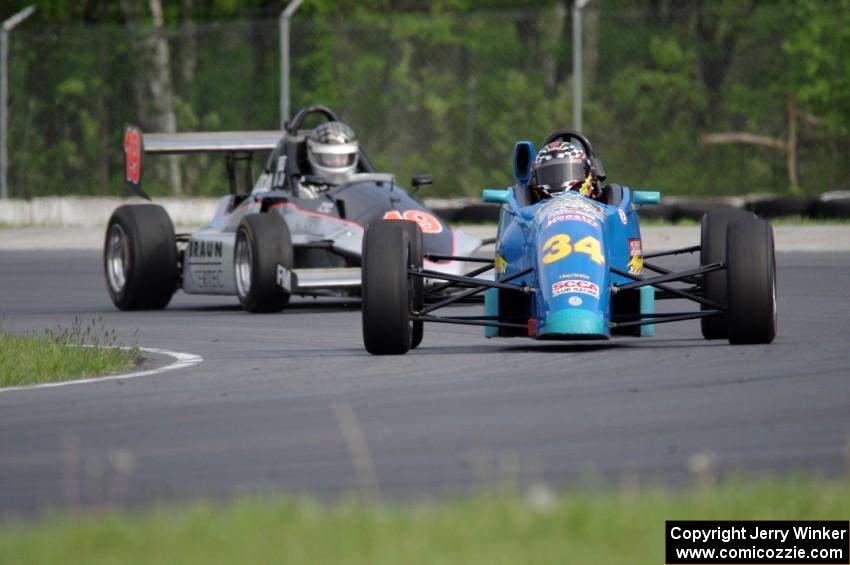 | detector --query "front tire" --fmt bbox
[362,220,417,355]
[400,221,424,349]
[726,218,777,344]
[104,204,177,310]
[699,208,755,339]
[235,213,293,313]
